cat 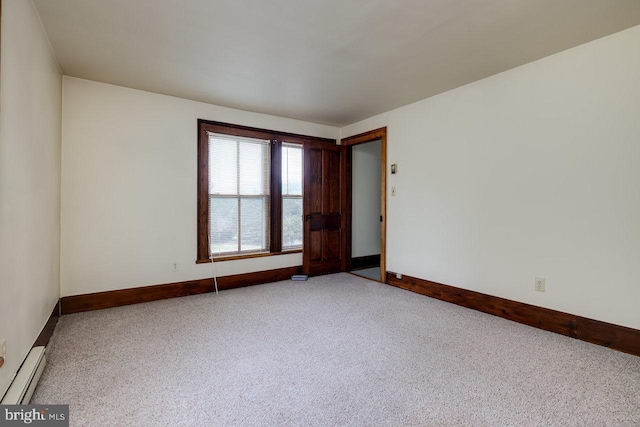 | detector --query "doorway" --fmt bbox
[341,128,387,283]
